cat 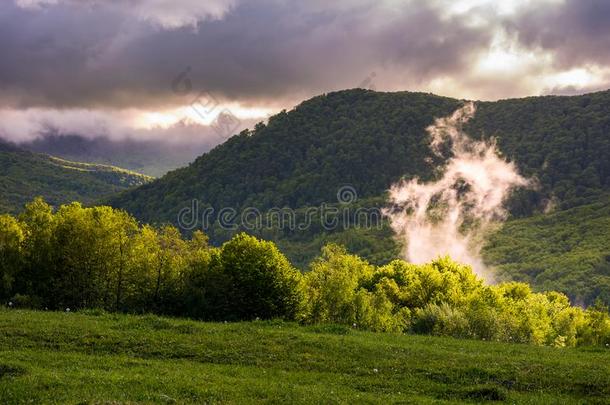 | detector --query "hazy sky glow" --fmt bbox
[1,0,609,143]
